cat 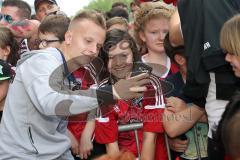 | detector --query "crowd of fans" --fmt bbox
[0,0,240,160]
